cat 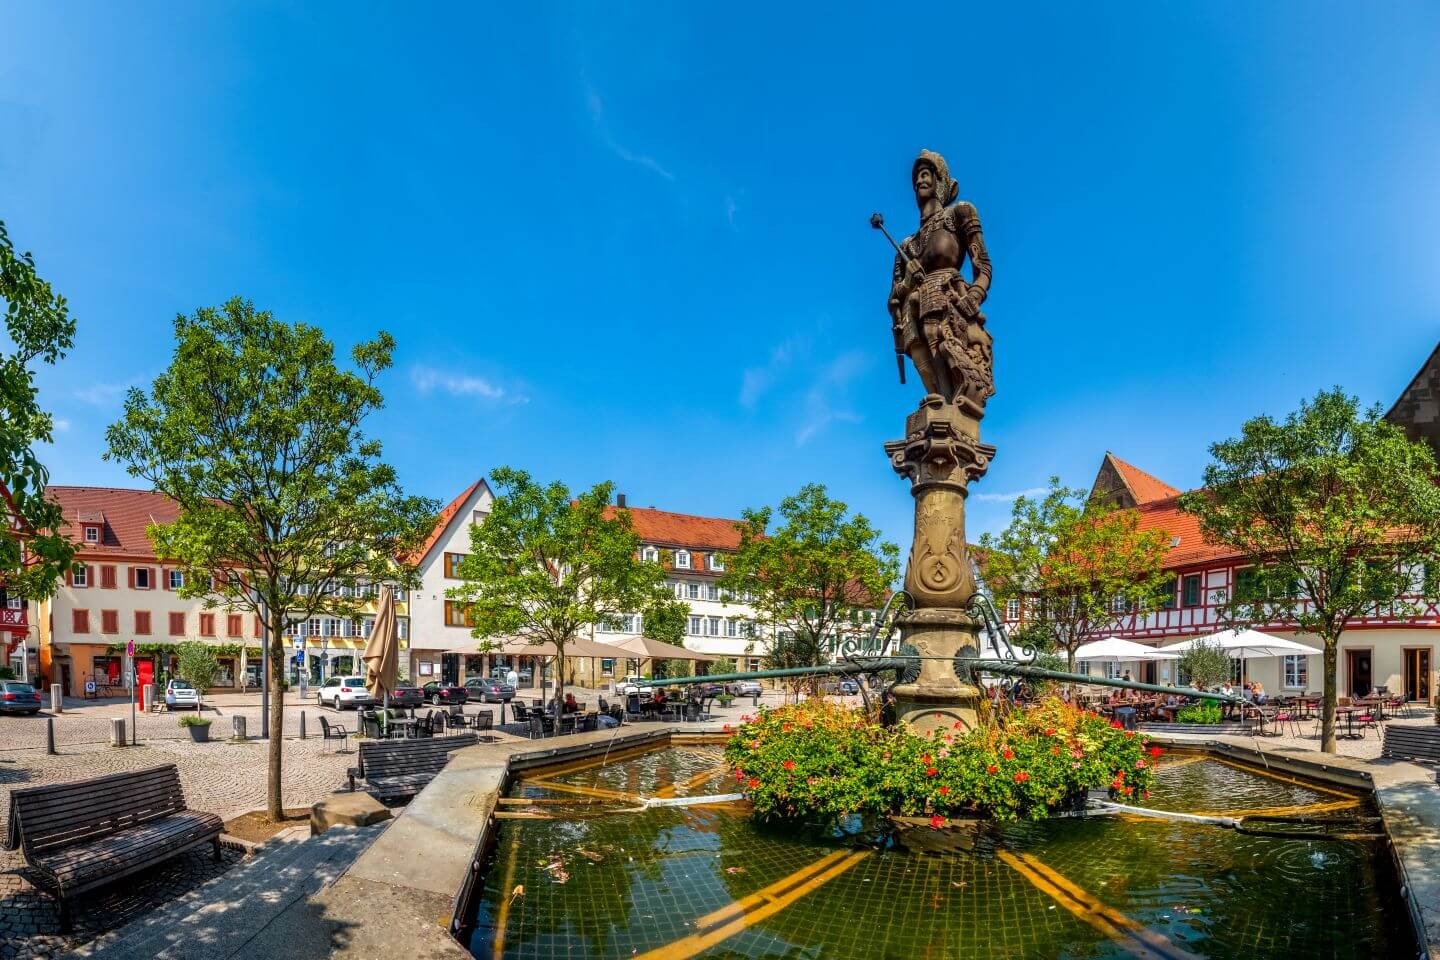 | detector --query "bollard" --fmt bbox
[50,684,63,713]
[46,717,56,755]
[300,710,307,740]
[110,718,126,747]
[232,715,247,741]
